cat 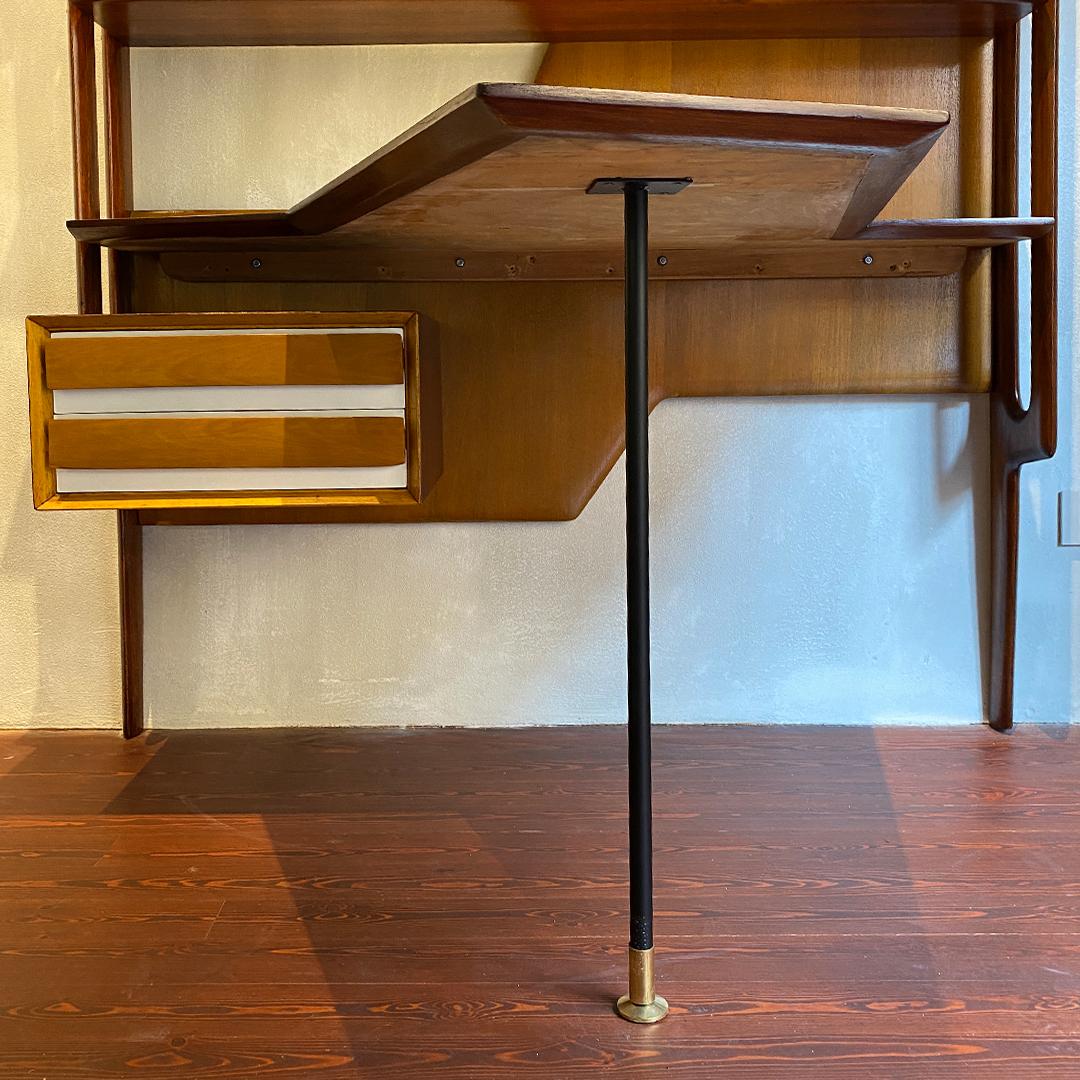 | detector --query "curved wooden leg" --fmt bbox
[986,2,1058,731]
[988,453,1020,732]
